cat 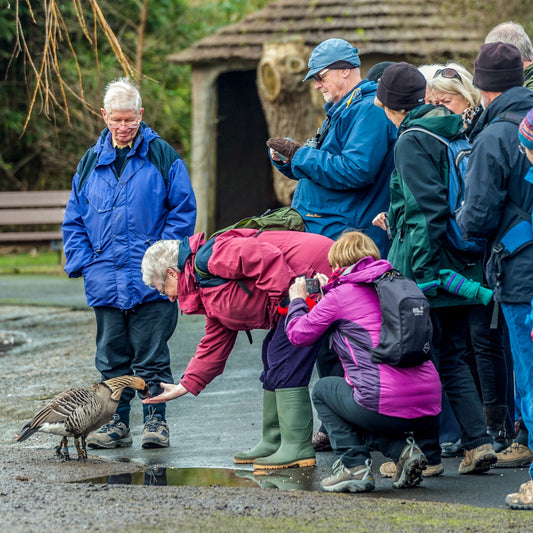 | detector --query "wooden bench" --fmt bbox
[0,190,71,250]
